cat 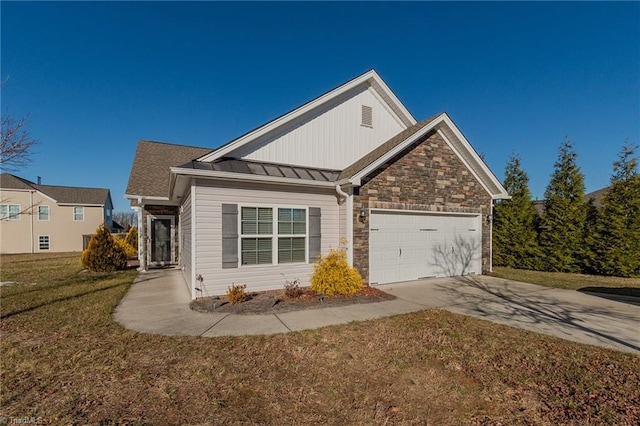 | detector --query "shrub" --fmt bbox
[114,236,137,259]
[227,284,247,305]
[284,277,304,299]
[311,247,363,296]
[81,225,128,272]
[124,227,138,253]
